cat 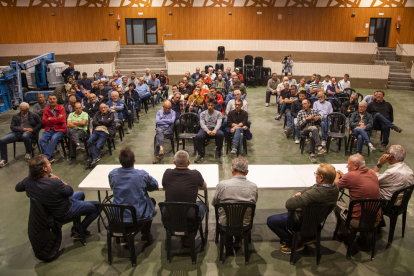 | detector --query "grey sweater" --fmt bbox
[200,110,222,131]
